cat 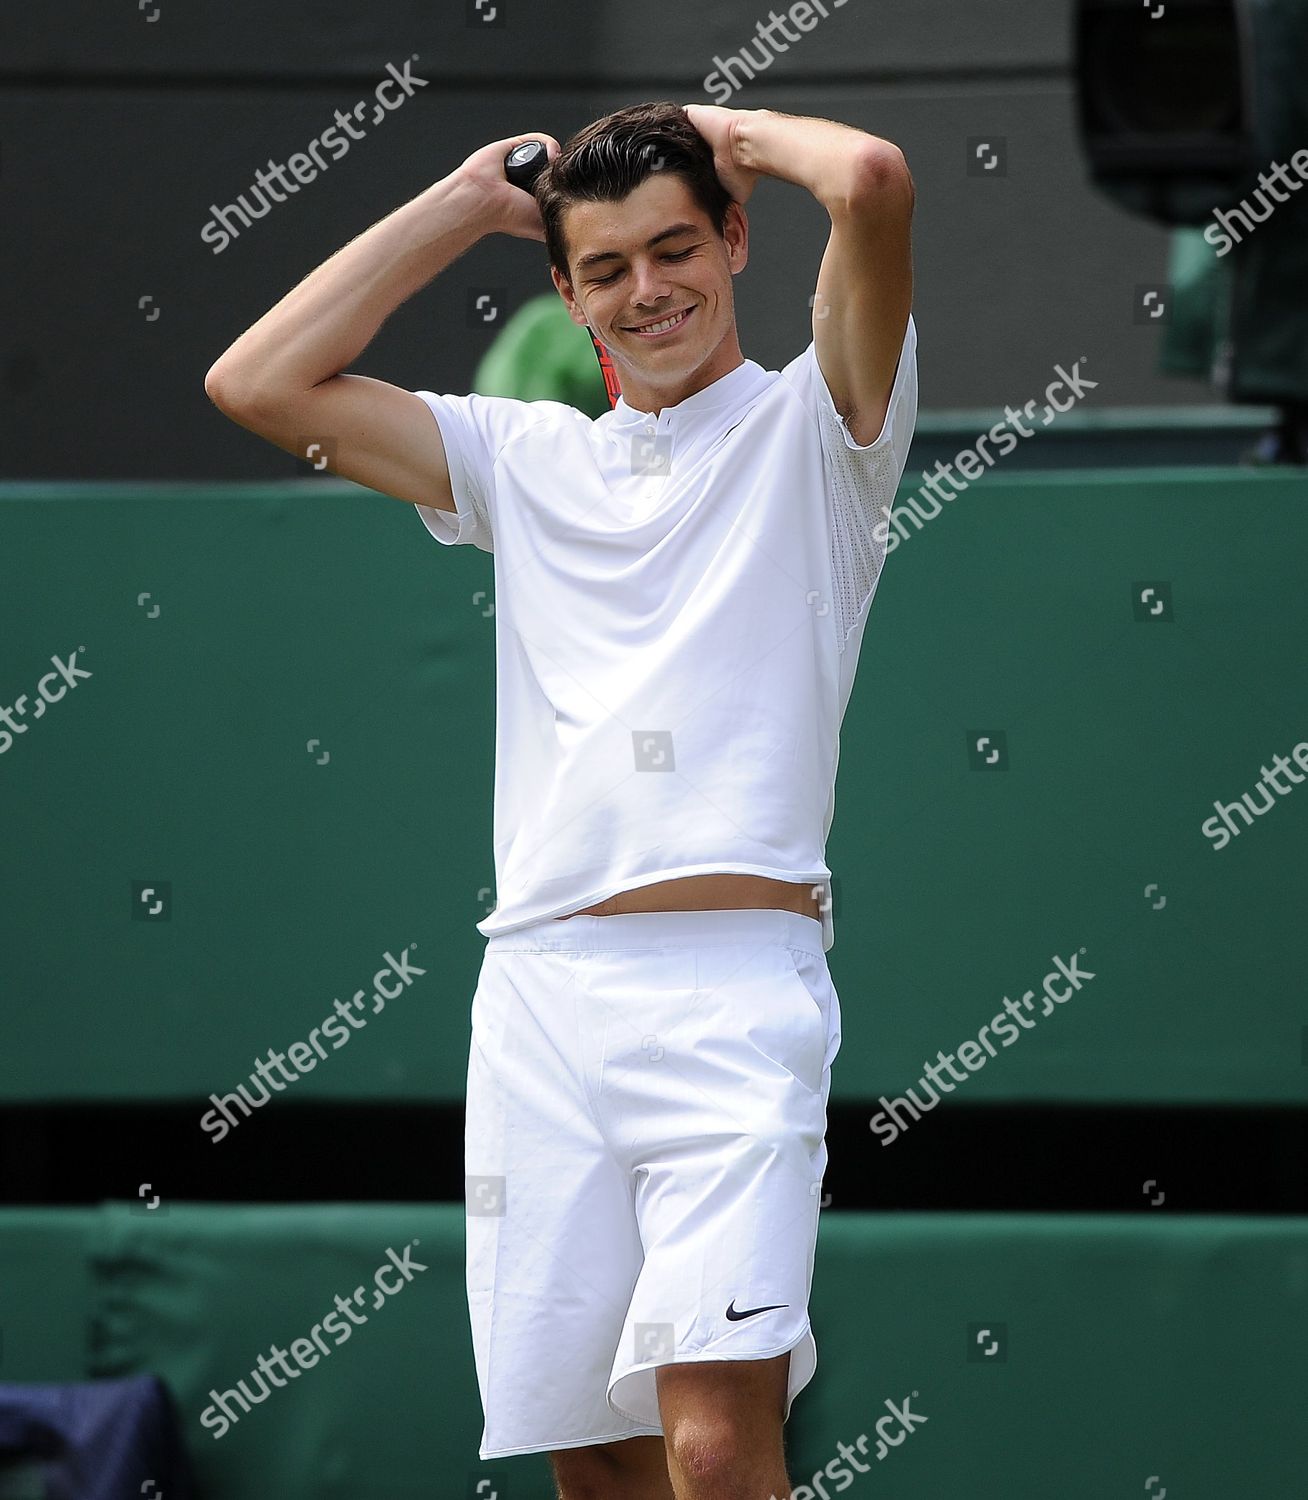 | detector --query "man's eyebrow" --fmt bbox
[575,223,702,272]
